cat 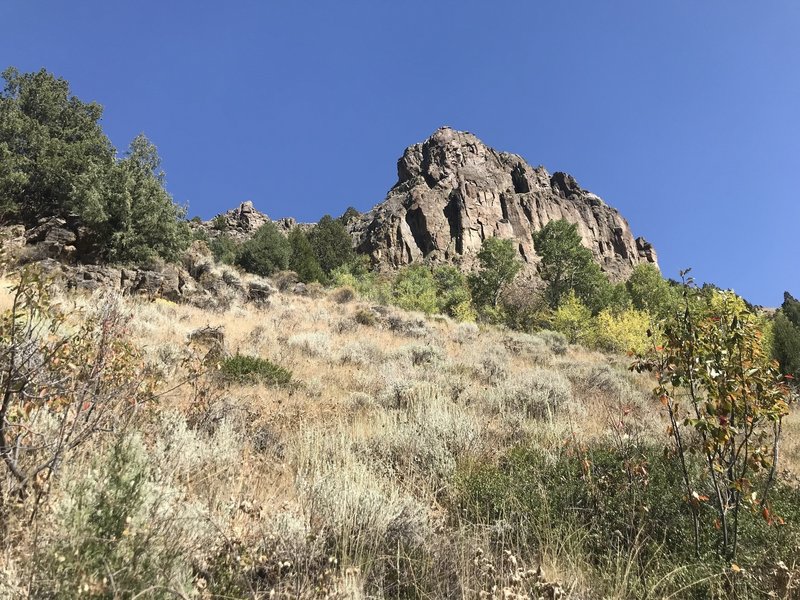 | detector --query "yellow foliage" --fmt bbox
[451,300,478,323]
[591,308,652,354]
[551,292,593,344]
